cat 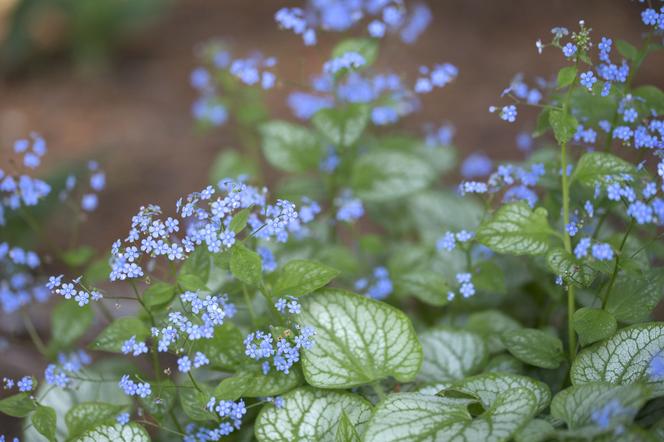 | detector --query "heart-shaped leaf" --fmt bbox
[571,322,664,395]
[298,289,422,388]
[74,423,150,442]
[417,328,488,382]
[255,387,372,442]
